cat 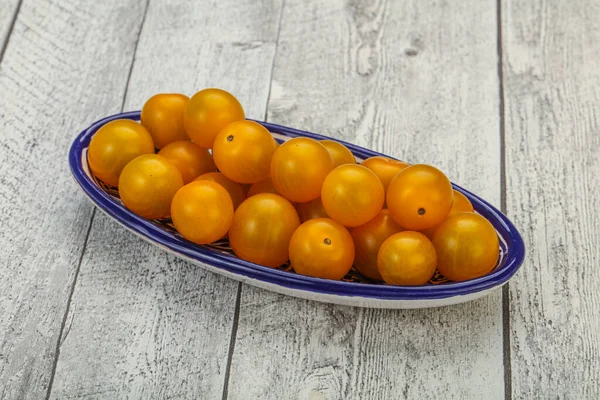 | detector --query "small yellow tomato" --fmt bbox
[88,119,154,186]
[118,154,183,219]
[320,140,356,167]
[140,93,189,149]
[171,181,234,244]
[157,140,216,184]
[377,231,437,285]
